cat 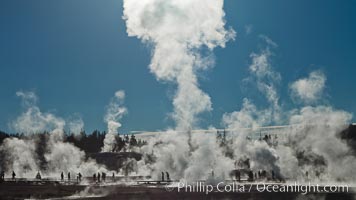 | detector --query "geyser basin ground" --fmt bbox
[0,180,354,200]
